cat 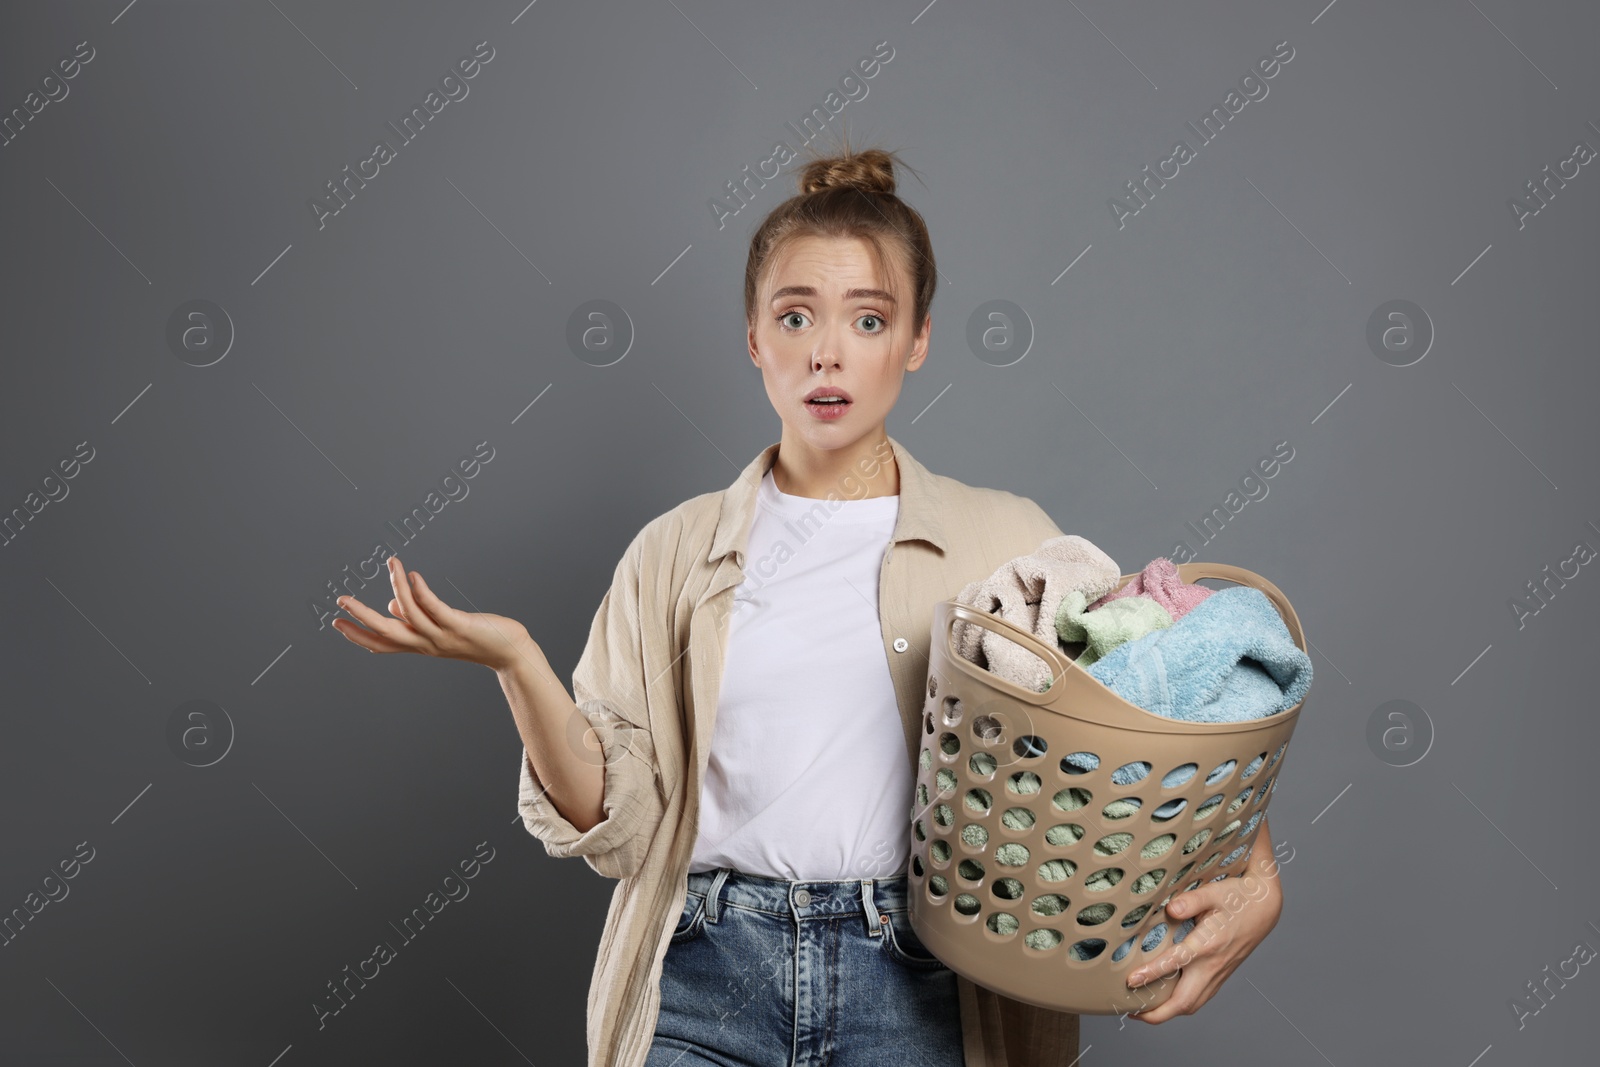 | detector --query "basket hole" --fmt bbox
[1075,902,1114,926]
[913,819,926,842]
[1007,771,1043,796]
[1141,922,1169,952]
[942,695,963,725]
[1140,834,1177,860]
[1131,868,1167,895]
[1044,823,1083,847]
[939,732,960,757]
[930,840,952,863]
[923,710,934,735]
[972,715,1004,743]
[1216,818,1242,843]
[1193,794,1224,821]
[918,747,932,772]
[1025,929,1064,952]
[1182,830,1211,855]
[1196,852,1220,873]
[1060,751,1099,775]
[1093,833,1133,857]
[964,788,993,815]
[936,769,958,794]
[1219,843,1251,868]
[993,877,1025,901]
[1162,762,1198,789]
[1001,807,1036,831]
[1151,798,1187,822]
[968,752,997,778]
[1050,787,1092,812]
[1263,773,1278,798]
[1242,811,1263,837]
[1112,935,1137,963]
[987,912,1020,937]
[933,804,954,828]
[954,893,982,916]
[1113,760,1152,786]
[1172,917,1198,944]
[1120,903,1152,928]
[1205,759,1237,785]
[1167,862,1194,886]
[930,875,949,897]
[1267,740,1287,770]
[1069,937,1107,961]
[928,675,939,699]
[911,854,924,878]
[1227,788,1252,815]
[1037,858,1077,883]
[1103,797,1142,820]
[957,858,985,881]
[916,783,929,808]
[961,824,989,848]
[1085,867,1124,893]
[995,842,1030,867]
[1033,894,1072,918]
[1240,752,1267,780]
[1013,734,1048,759]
